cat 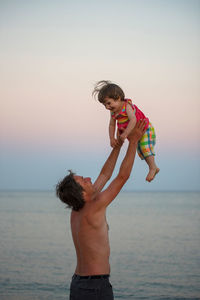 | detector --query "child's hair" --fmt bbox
[92,80,125,103]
